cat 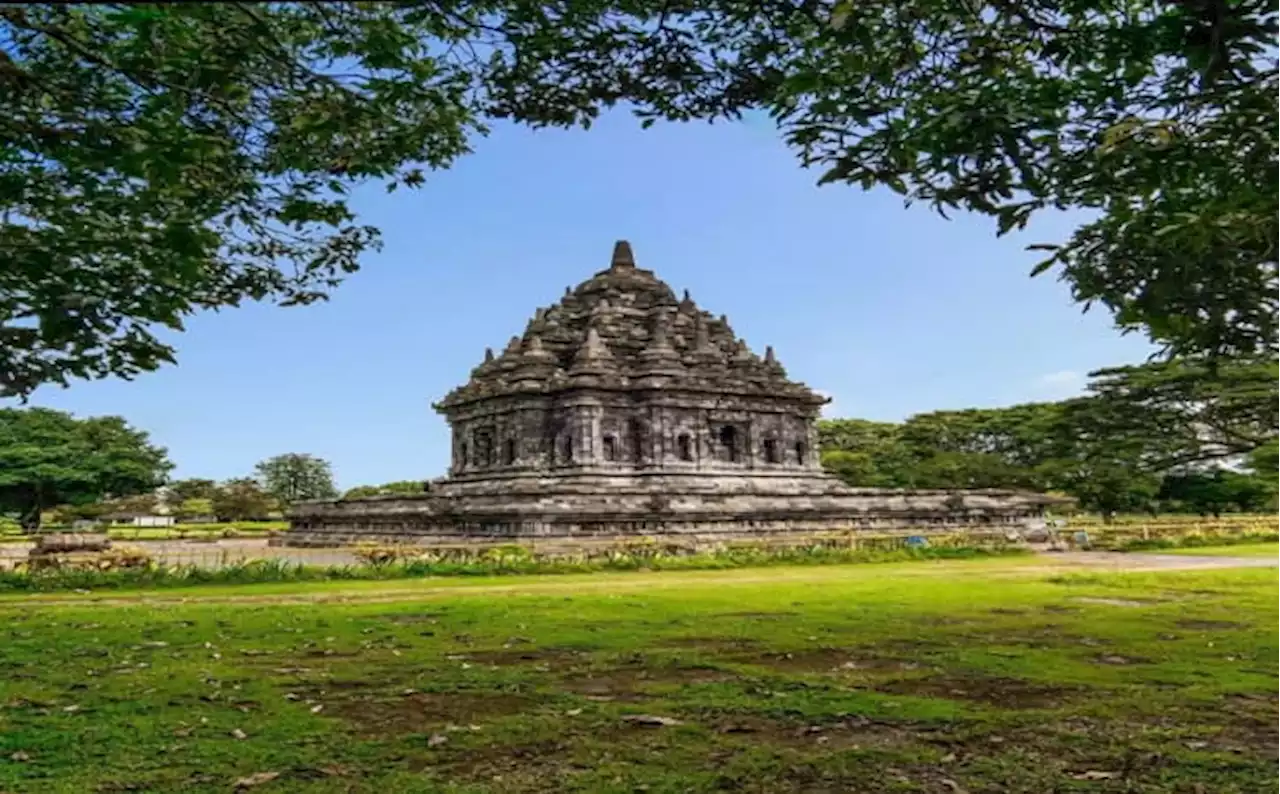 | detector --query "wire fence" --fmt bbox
[1063,517,1276,545]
